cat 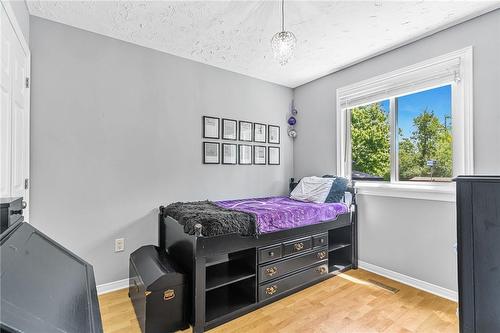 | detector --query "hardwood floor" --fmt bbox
[98,269,458,333]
